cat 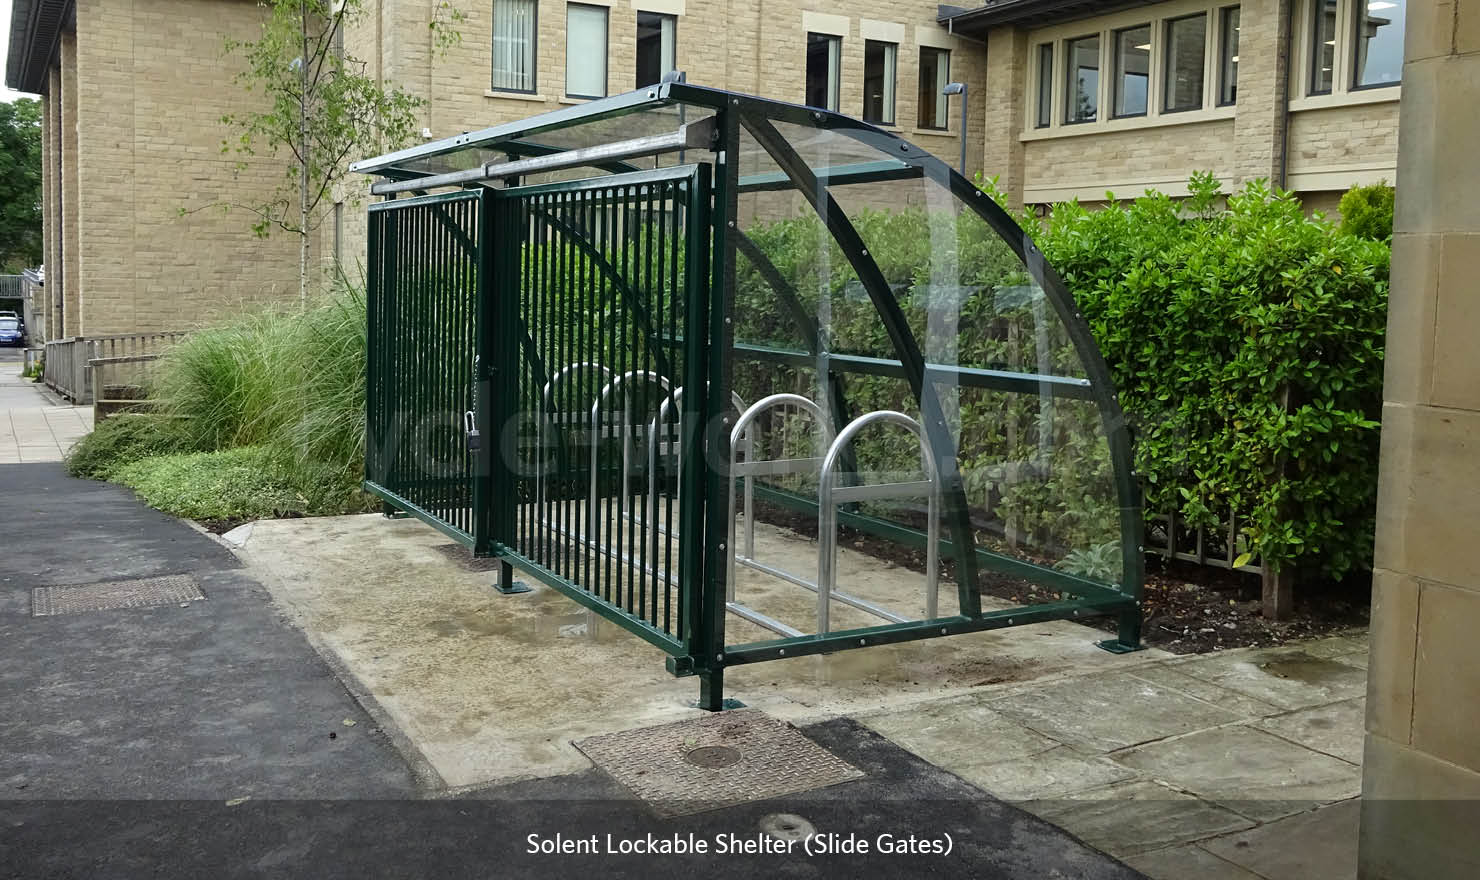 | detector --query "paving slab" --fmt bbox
[237,512,1168,788]
[1111,724,1361,822]
[1256,698,1366,765]
[951,745,1141,801]
[1028,779,1255,858]
[1199,798,1360,880]
[1170,644,1370,711]
[1124,843,1264,880]
[1126,664,1283,718]
[984,671,1243,752]
[858,694,1060,770]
